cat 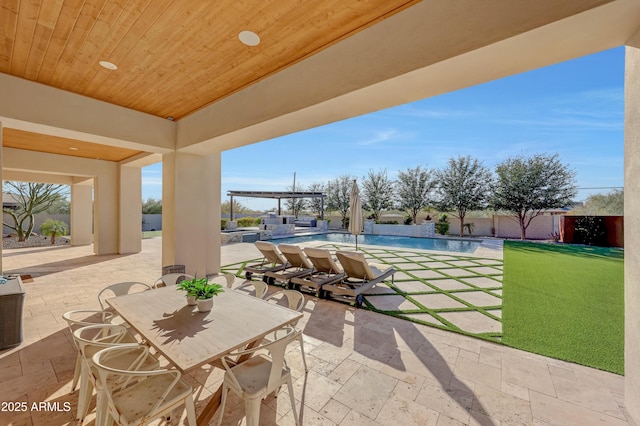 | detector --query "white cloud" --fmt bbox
[356,129,398,146]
